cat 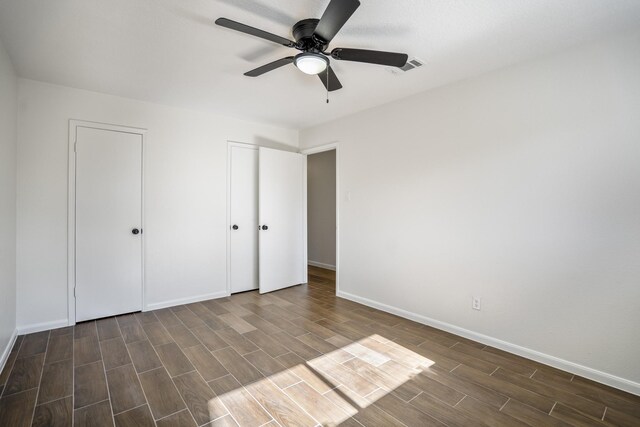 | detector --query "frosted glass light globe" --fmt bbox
[295,53,328,75]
